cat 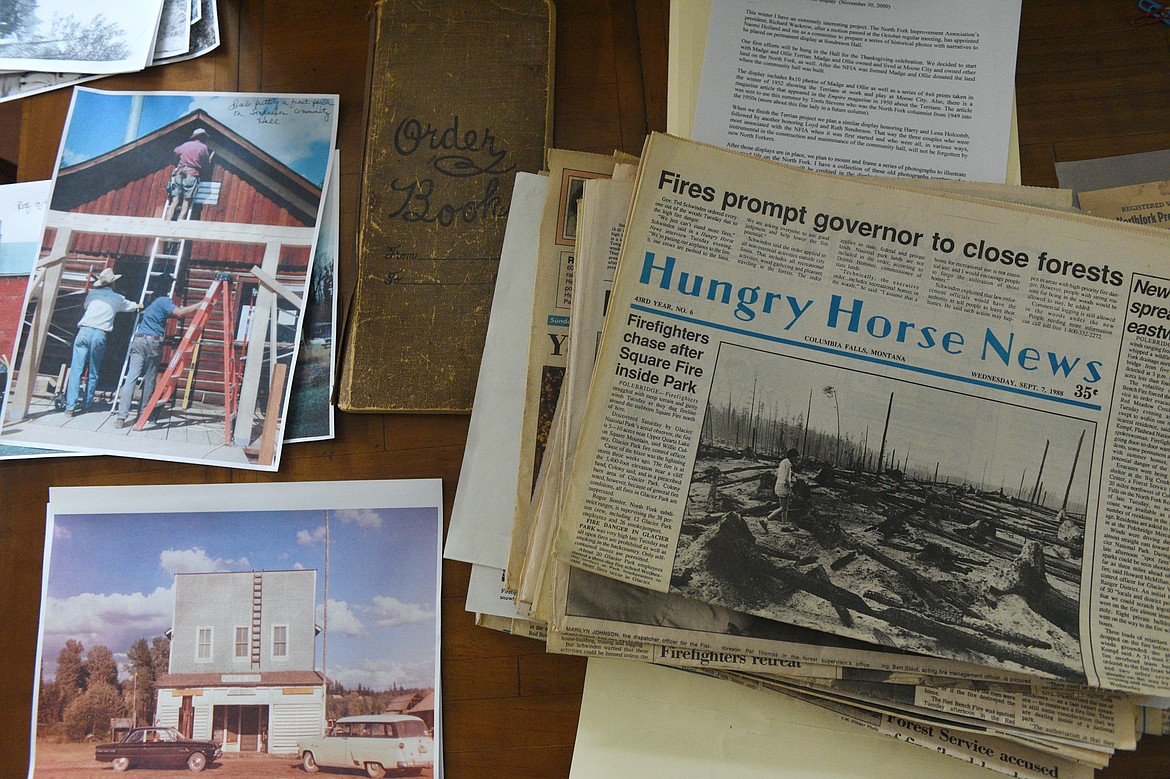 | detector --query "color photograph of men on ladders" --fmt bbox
[0,88,338,471]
